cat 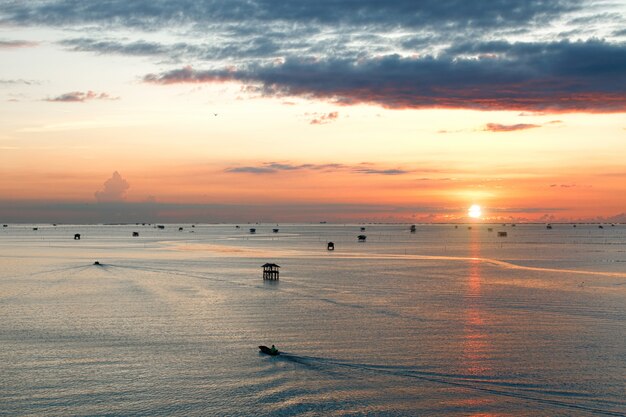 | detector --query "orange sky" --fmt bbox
[1,2,625,222]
